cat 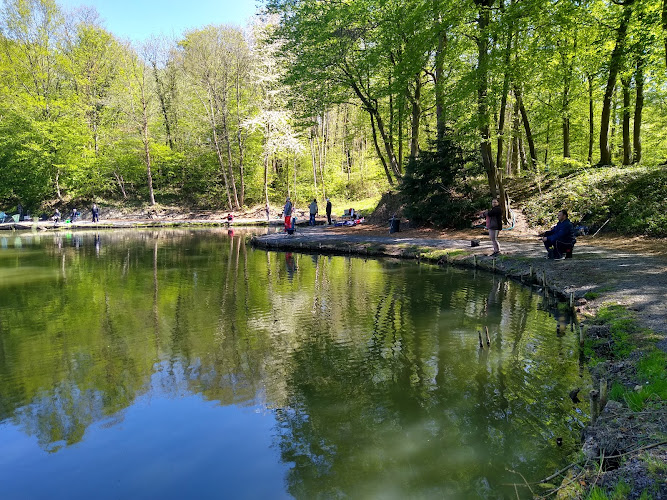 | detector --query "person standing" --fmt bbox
[481,198,502,257]
[283,197,293,232]
[309,198,318,226]
[326,198,332,225]
[91,203,99,222]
